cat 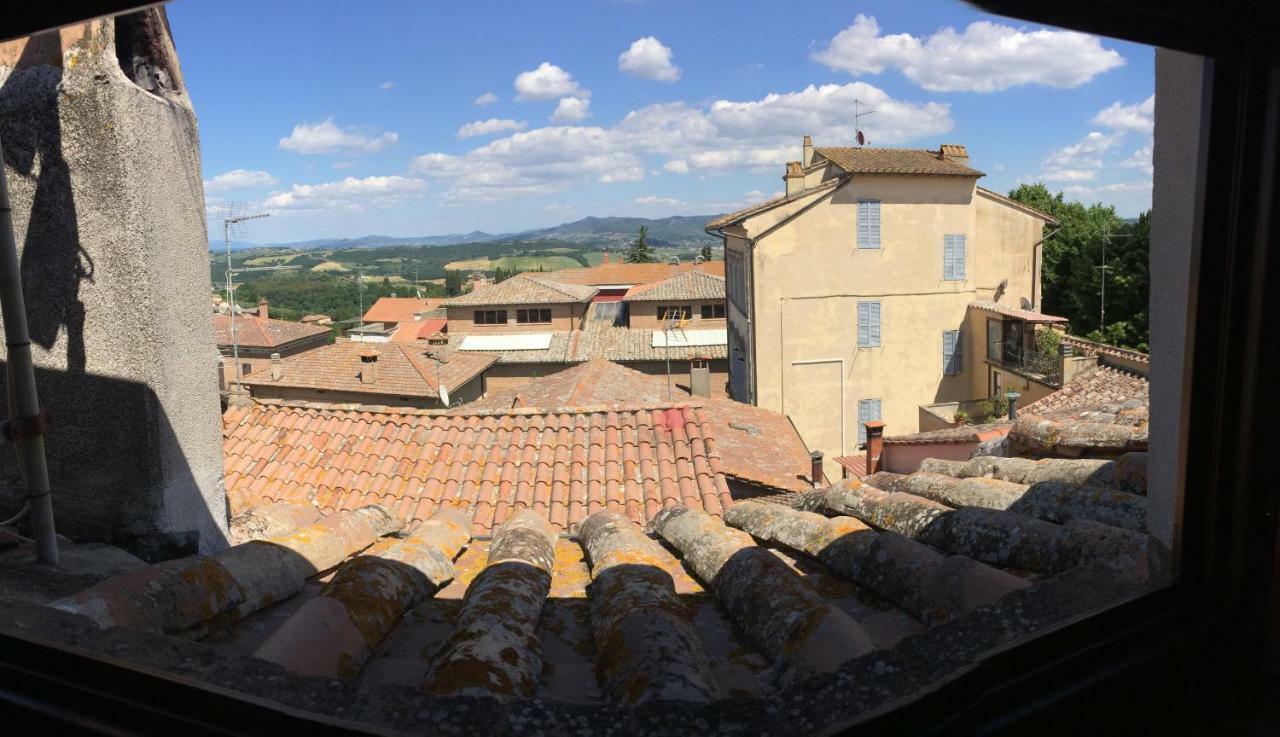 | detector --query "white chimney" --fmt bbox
[802,134,813,167]
[270,352,282,381]
[783,161,804,197]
